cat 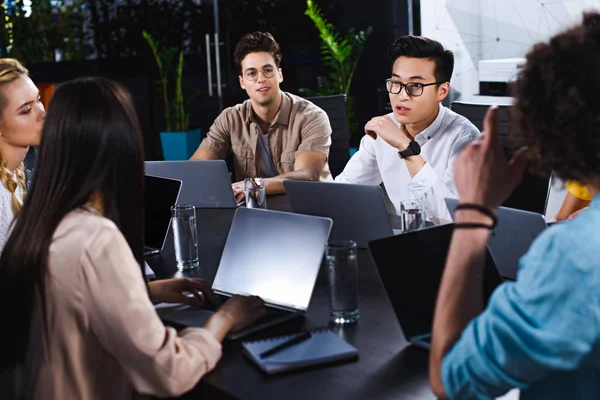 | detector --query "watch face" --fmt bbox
[411,140,421,155]
[399,140,421,159]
